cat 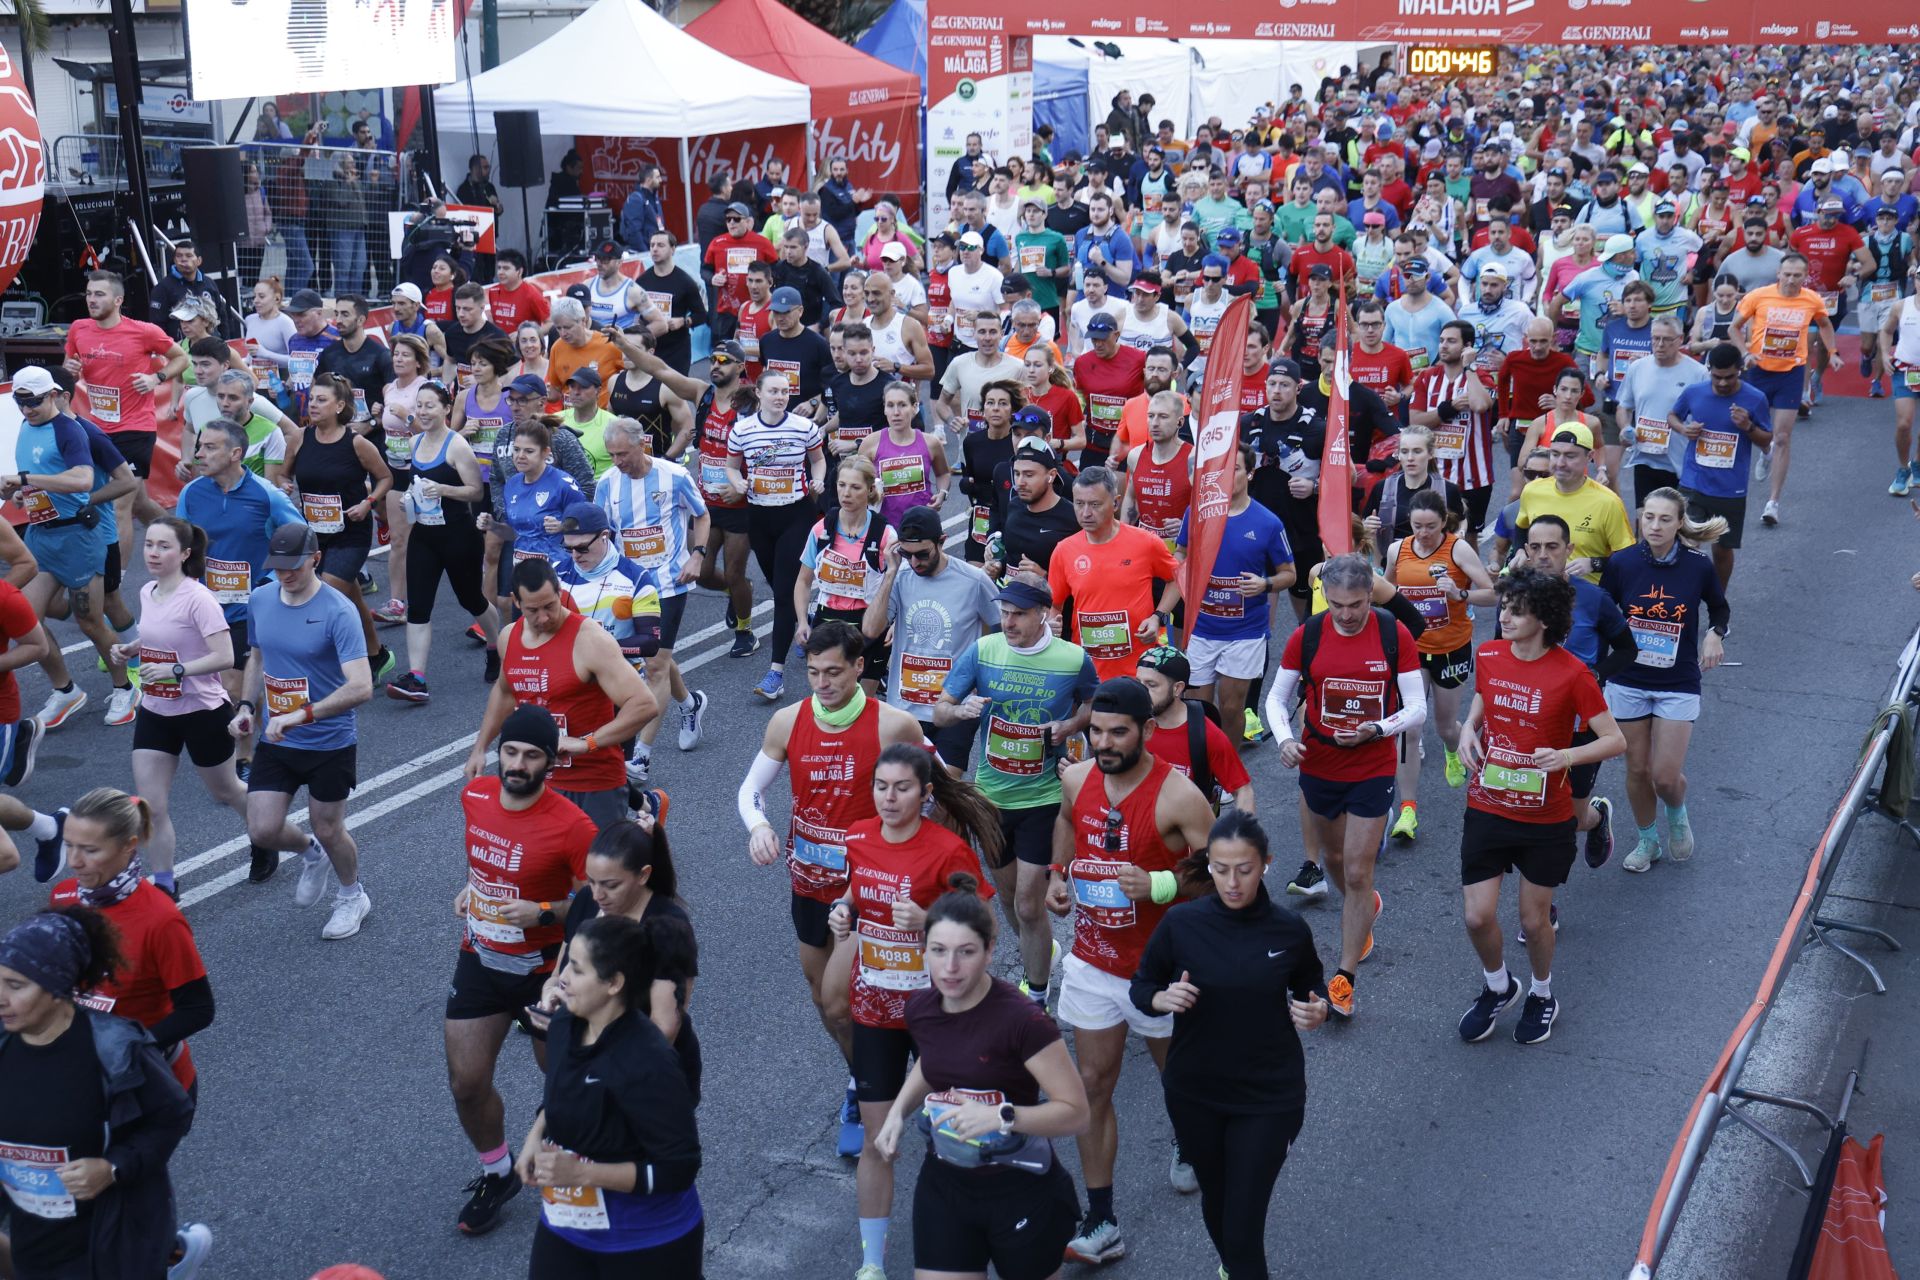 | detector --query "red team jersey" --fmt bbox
[63,317,176,435]
[1145,711,1251,796]
[460,778,596,968]
[500,611,626,792]
[1066,756,1181,979]
[1128,441,1192,542]
[50,880,206,1088]
[488,281,551,330]
[1348,343,1415,402]
[842,818,995,1029]
[1408,364,1501,491]
[785,698,884,903]
[1788,222,1864,298]
[1281,612,1420,783]
[1466,641,1610,825]
[696,398,745,510]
